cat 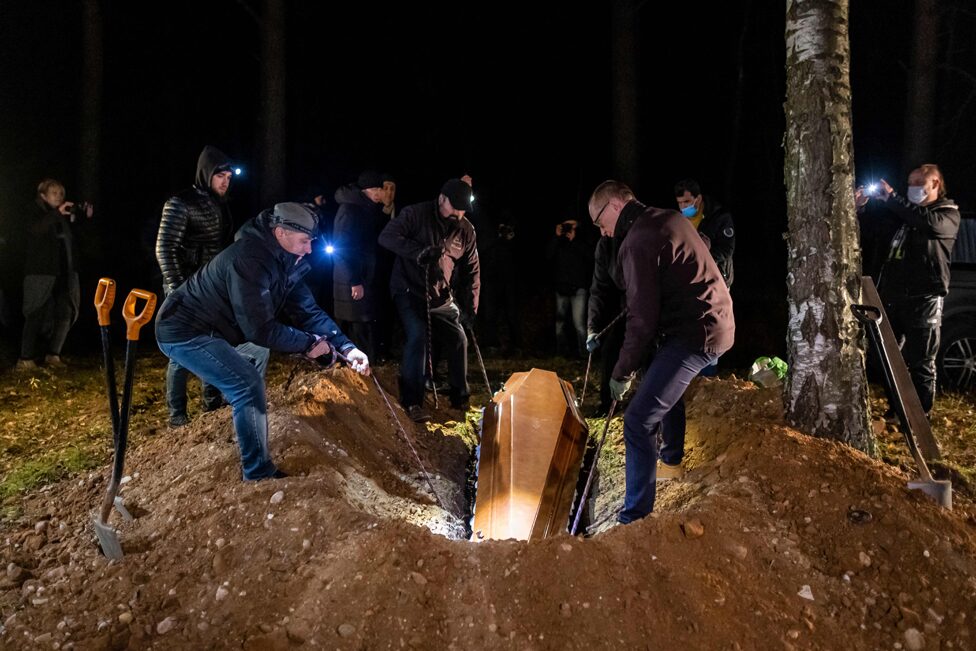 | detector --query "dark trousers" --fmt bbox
[338,319,377,362]
[884,294,943,414]
[618,341,716,524]
[393,292,469,408]
[167,359,224,418]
